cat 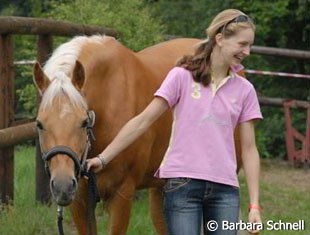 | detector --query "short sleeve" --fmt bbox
[238,86,263,123]
[154,67,182,108]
